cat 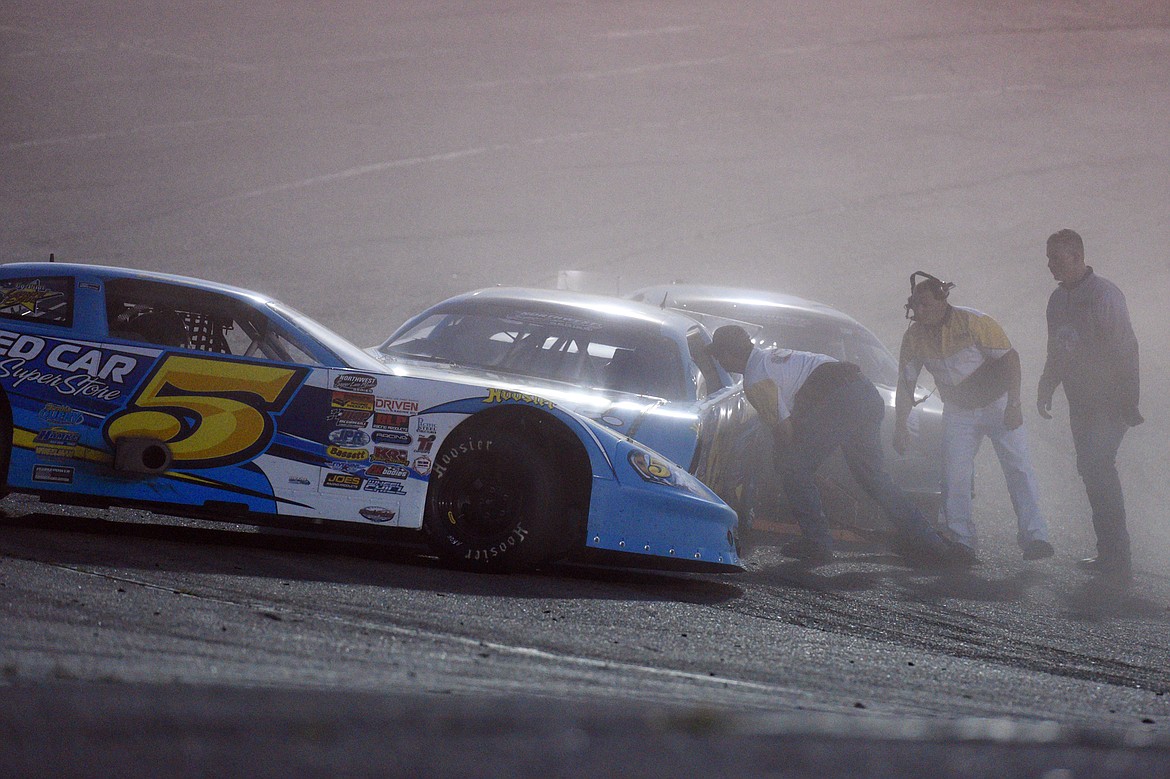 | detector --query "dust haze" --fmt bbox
[2,1,1167,568]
